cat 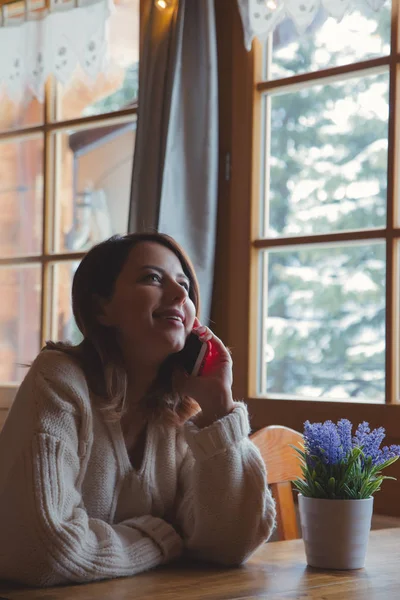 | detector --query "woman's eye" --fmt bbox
[145,273,161,284]
[180,281,190,292]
